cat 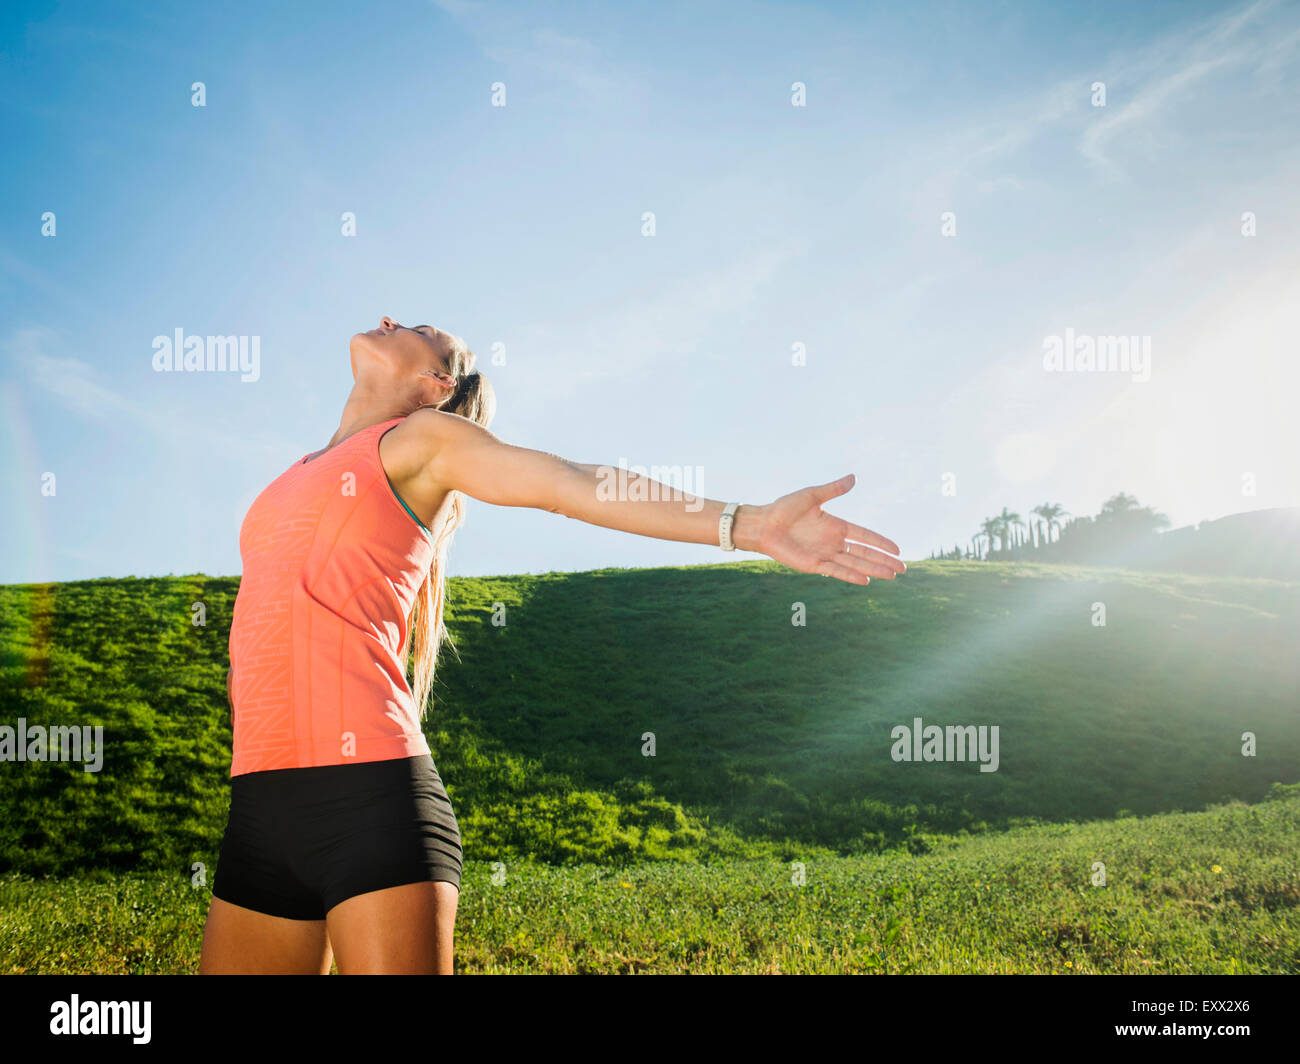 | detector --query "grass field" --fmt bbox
[1,560,1296,972]
[2,789,1295,974]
